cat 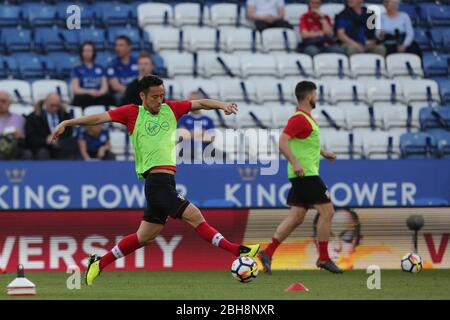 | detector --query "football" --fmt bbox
[401,252,423,273]
[231,257,259,283]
